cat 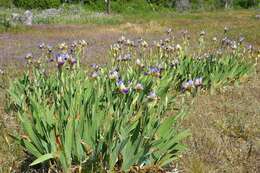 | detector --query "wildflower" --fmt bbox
[71,41,78,48]
[118,36,126,44]
[68,58,77,65]
[59,42,68,50]
[182,30,188,37]
[79,40,88,47]
[116,53,131,61]
[47,45,53,53]
[56,53,67,68]
[141,40,149,48]
[90,71,99,79]
[194,77,203,87]
[148,67,161,77]
[224,26,229,33]
[119,87,129,94]
[171,59,179,68]
[39,43,45,49]
[231,42,237,50]
[239,36,245,44]
[25,53,33,60]
[247,44,253,52]
[109,70,119,80]
[165,45,174,52]
[164,38,171,43]
[57,58,65,68]
[0,69,4,75]
[134,83,144,91]
[157,63,165,71]
[181,79,194,91]
[147,91,159,101]
[57,53,70,61]
[200,30,206,36]
[136,59,144,68]
[167,28,172,35]
[116,79,129,94]
[154,41,161,48]
[176,44,182,51]
[125,39,135,47]
[111,43,121,53]
[212,37,217,42]
[90,63,100,70]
